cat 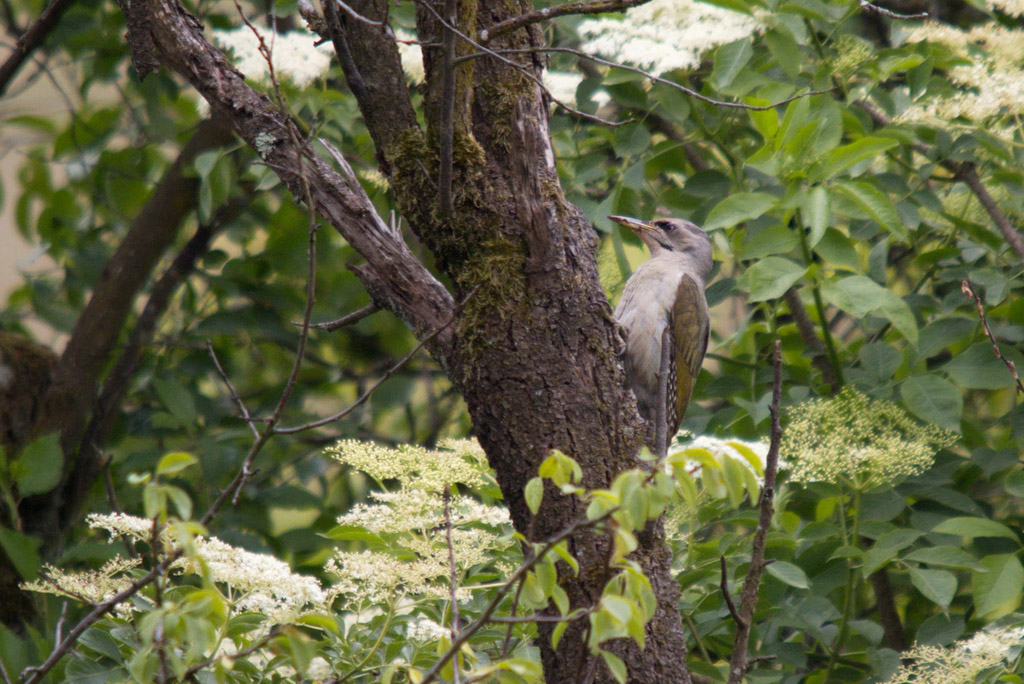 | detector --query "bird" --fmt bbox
[610,215,712,437]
